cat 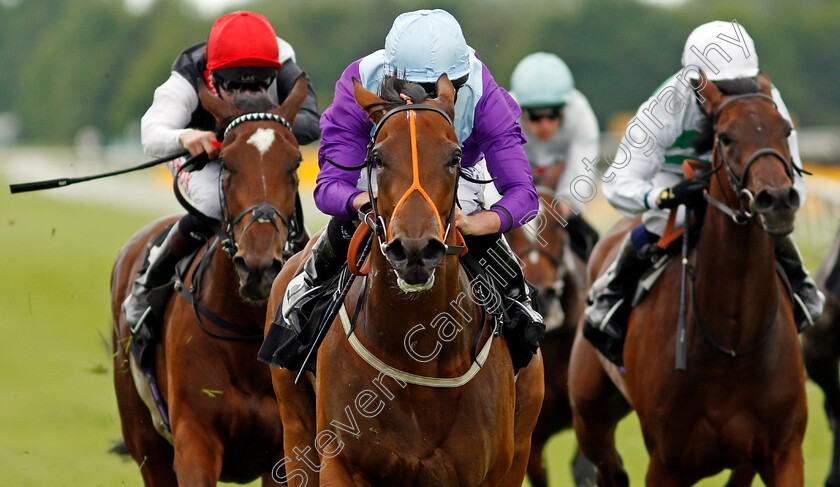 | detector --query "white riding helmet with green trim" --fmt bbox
[681,21,759,81]
[511,52,574,108]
